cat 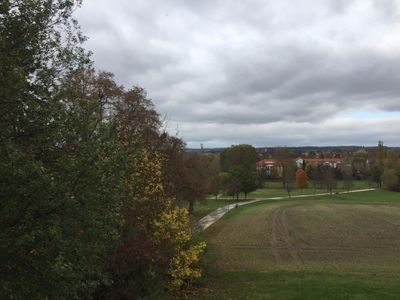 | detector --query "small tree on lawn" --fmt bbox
[306,164,317,194]
[239,167,259,200]
[180,153,208,214]
[370,163,383,188]
[282,161,296,198]
[295,168,309,193]
[321,165,336,195]
[342,165,353,192]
